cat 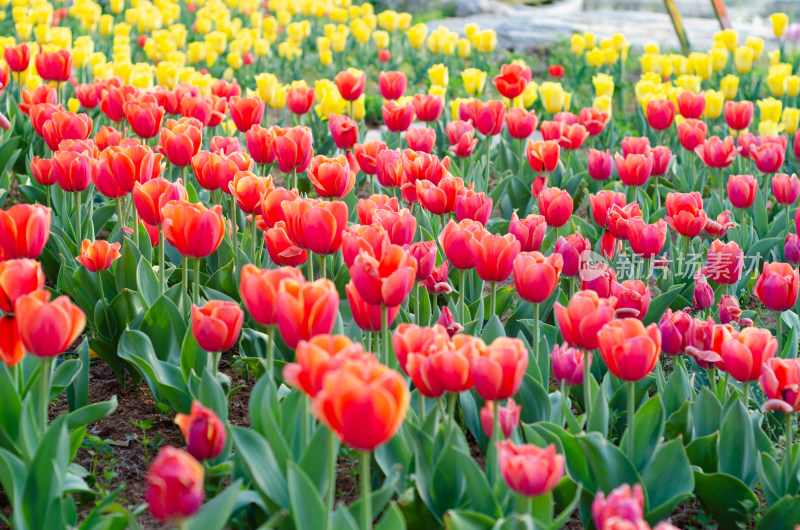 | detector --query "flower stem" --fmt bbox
[447,392,457,424]
[786,412,794,494]
[489,281,497,317]
[182,257,189,312]
[266,325,275,376]
[97,273,111,335]
[743,381,750,407]
[212,351,220,377]
[381,305,389,365]
[251,215,258,263]
[40,357,50,433]
[584,351,592,426]
[326,428,337,527]
[159,230,166,293]
[778,311,784,354]
[193,258,201,306]
[230,195,238,272]
[308,251,314,280]
[459,268,466,322]
[359,451,372,530]
[484,135,490,192]
[74,191,82,242]
[533,303,540,365]
[627,381,635,459]
[415,282,421,324]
